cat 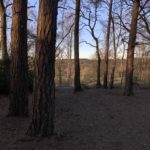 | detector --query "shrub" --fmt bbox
[0,63,9,94]
[0,62,33,94]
